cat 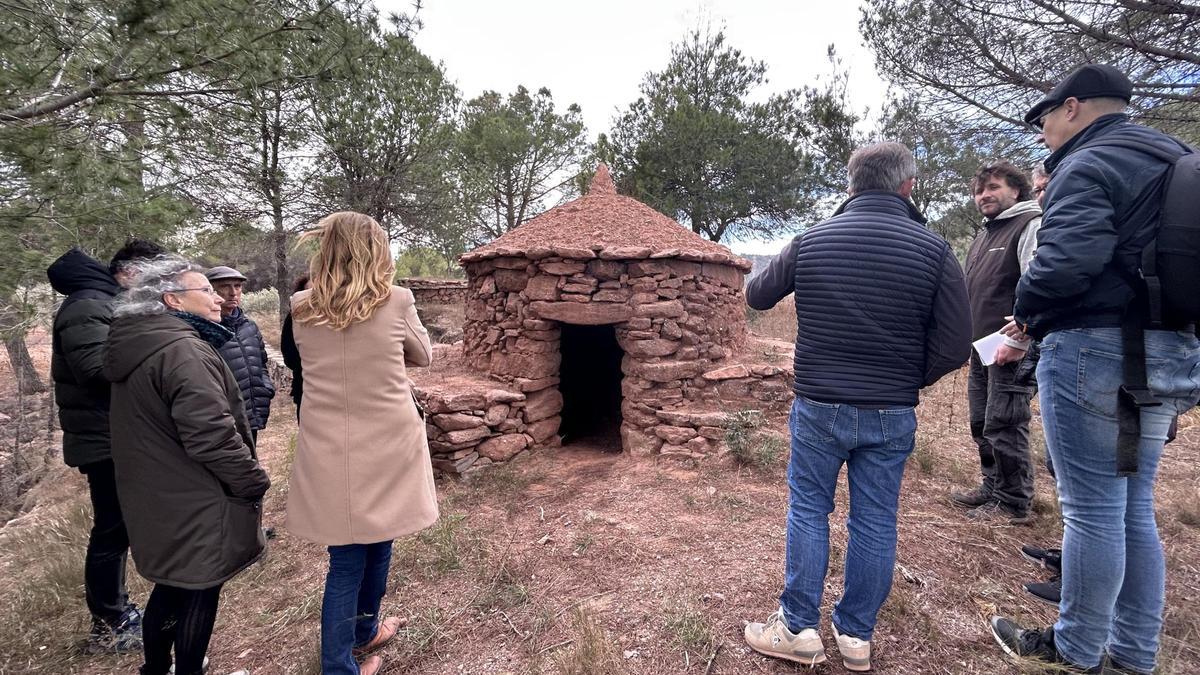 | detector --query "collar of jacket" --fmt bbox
[172,312,235,349]
[1045,113,1129,173]
[832,190,928,224]
[983,199,1042,229]
[220,306,246,330]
